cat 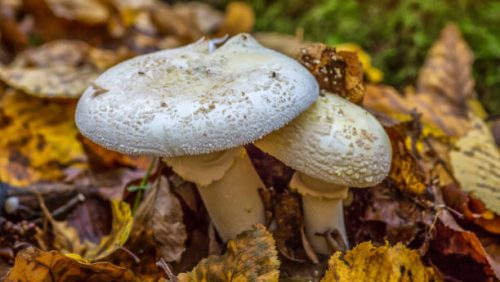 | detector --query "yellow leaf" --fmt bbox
[218,2,255,36]
[5,247,138,282]
[0,91,87,186]
[322,242,442,282]
[41,199,133,261]
[450,117,500,214]
[177,224,280,282]
[335,43,383,83]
